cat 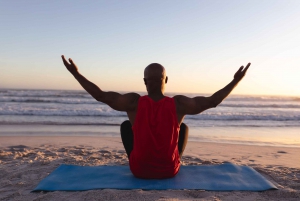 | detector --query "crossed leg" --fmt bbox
[120,120,134,158]
[120,120,189,158]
